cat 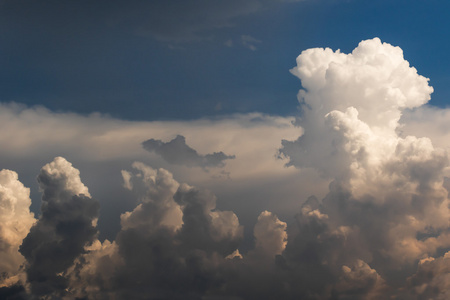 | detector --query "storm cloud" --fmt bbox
[142,135,236,168]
